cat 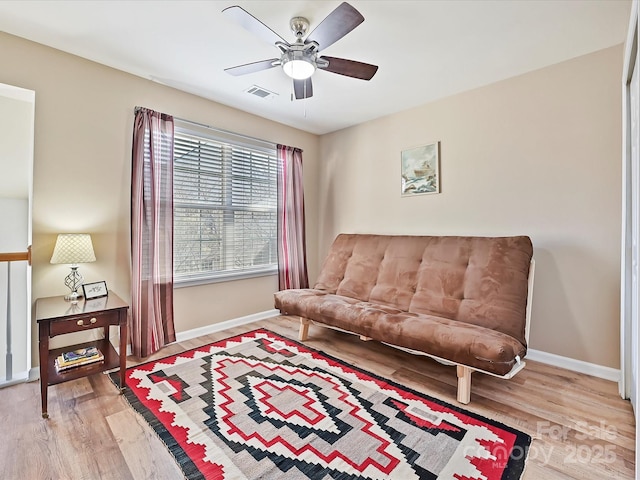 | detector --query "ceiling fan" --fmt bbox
[222,2,378,100]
